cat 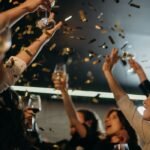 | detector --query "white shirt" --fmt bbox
[0,56,27,93]
[117,95,150,150]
